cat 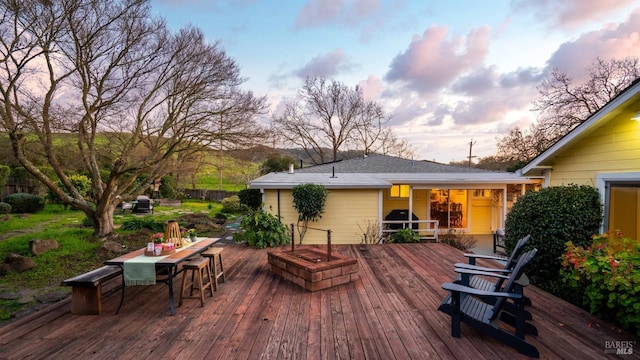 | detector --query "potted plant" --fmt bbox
[183,228,197,241]
[151,232,164,244]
